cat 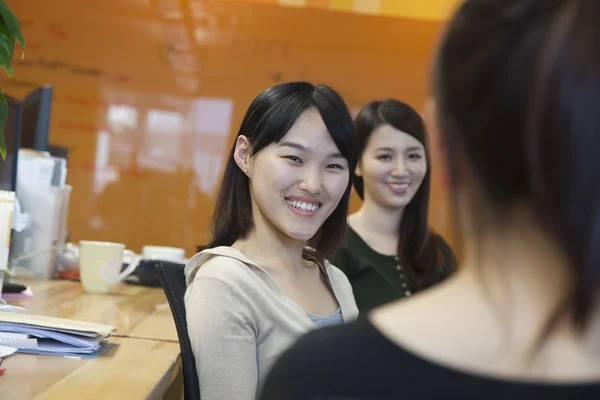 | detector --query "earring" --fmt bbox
[244,169,248,173]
